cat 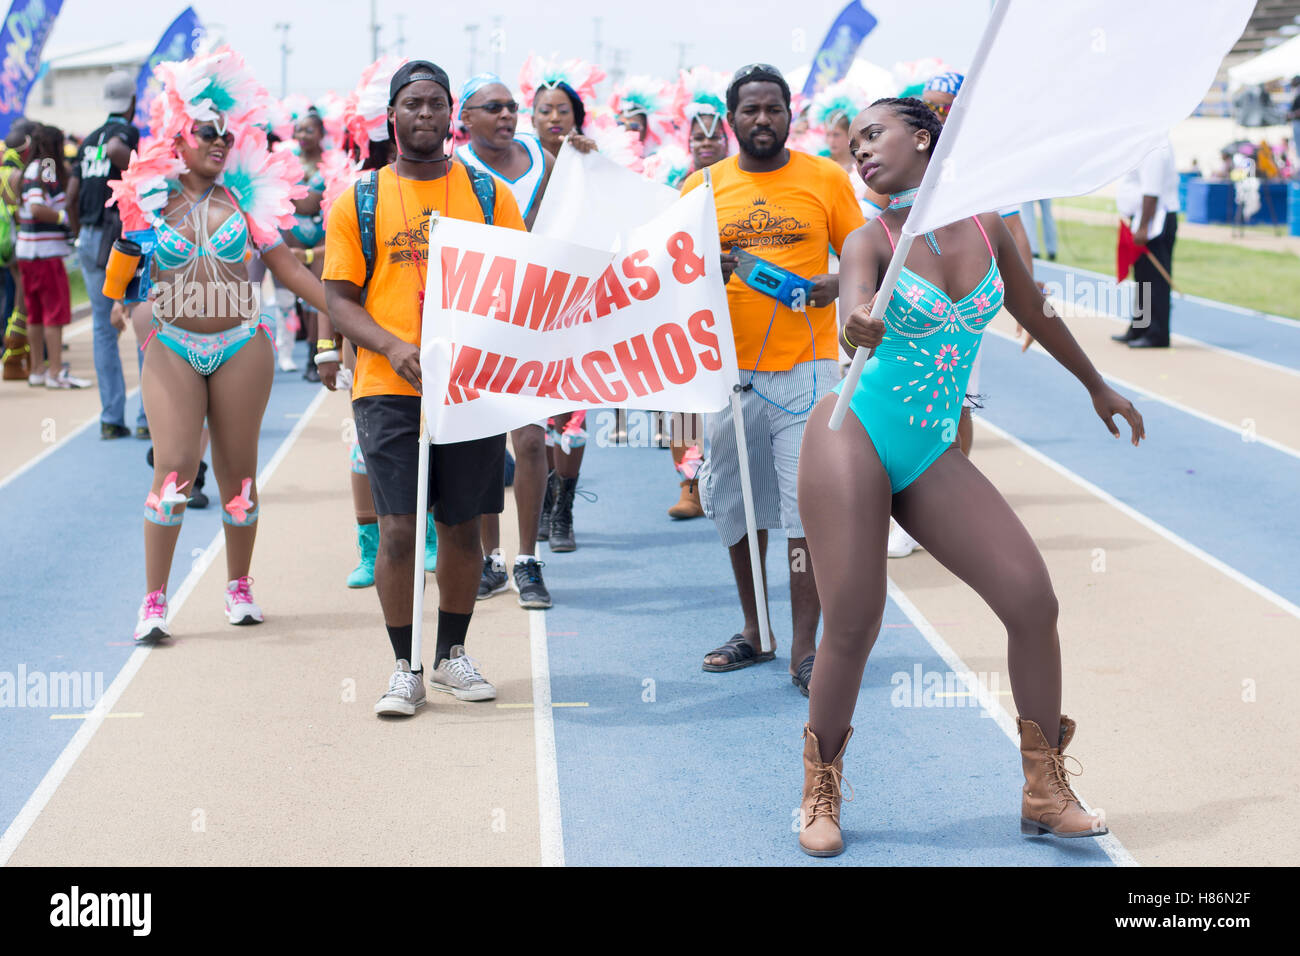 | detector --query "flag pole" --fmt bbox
[411,213,441,669]
[411,407,431,668]
[828,0,1013,430]
[706,165,772,654]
